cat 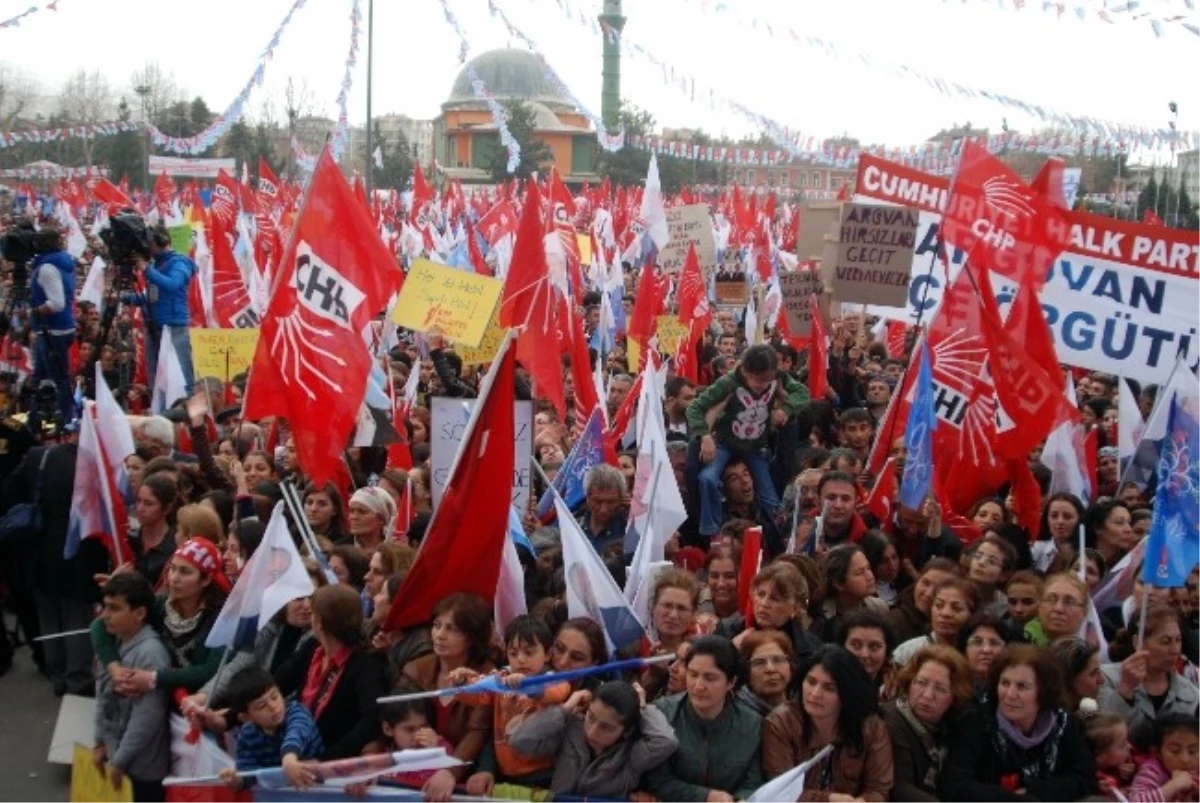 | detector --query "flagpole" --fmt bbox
[364,0,375,197]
